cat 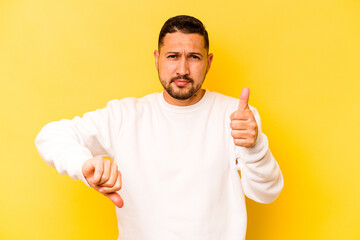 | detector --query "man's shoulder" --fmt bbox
[106,92,161,107]
[93,93,161,119]
[208,91,238,102]
[206,90,239,109]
